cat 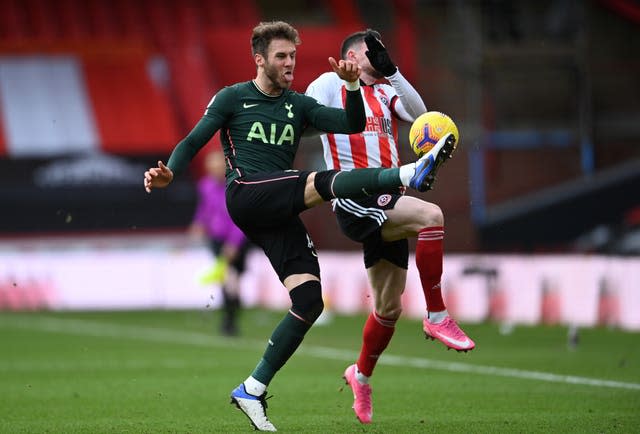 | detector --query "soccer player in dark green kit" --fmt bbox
[144,21,456,432]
